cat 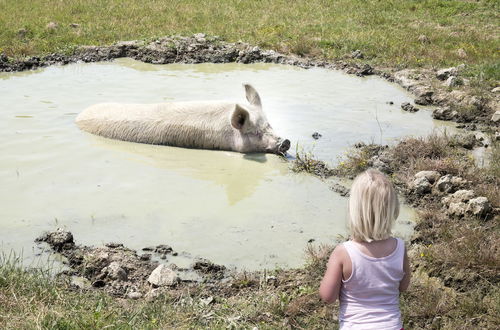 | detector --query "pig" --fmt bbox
[76,84,290,154]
